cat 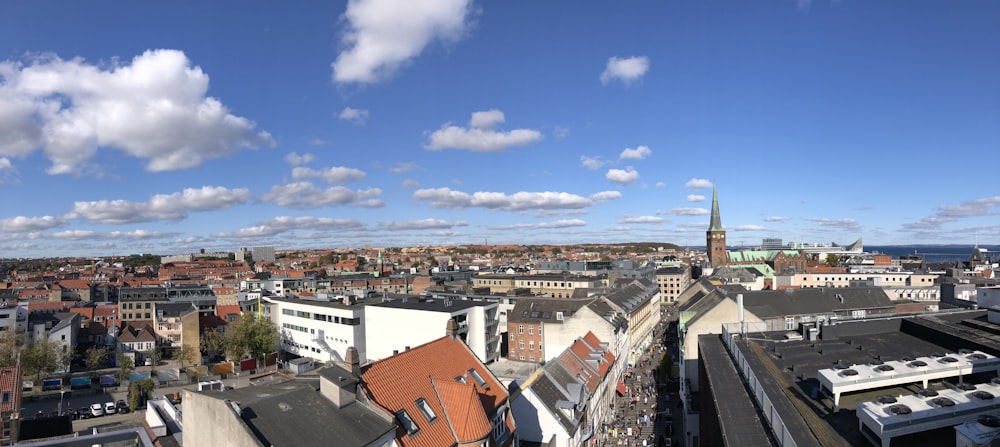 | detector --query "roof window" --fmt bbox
[416,398,437,422]
[396,410,419,435]
[468,368,487,387]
